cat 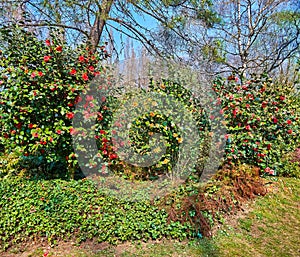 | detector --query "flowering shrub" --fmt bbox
[85,79,211,181]
[213,74,300,173]
[0,27,106,178]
